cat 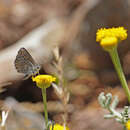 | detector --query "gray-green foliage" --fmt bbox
[98,92,130,124]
